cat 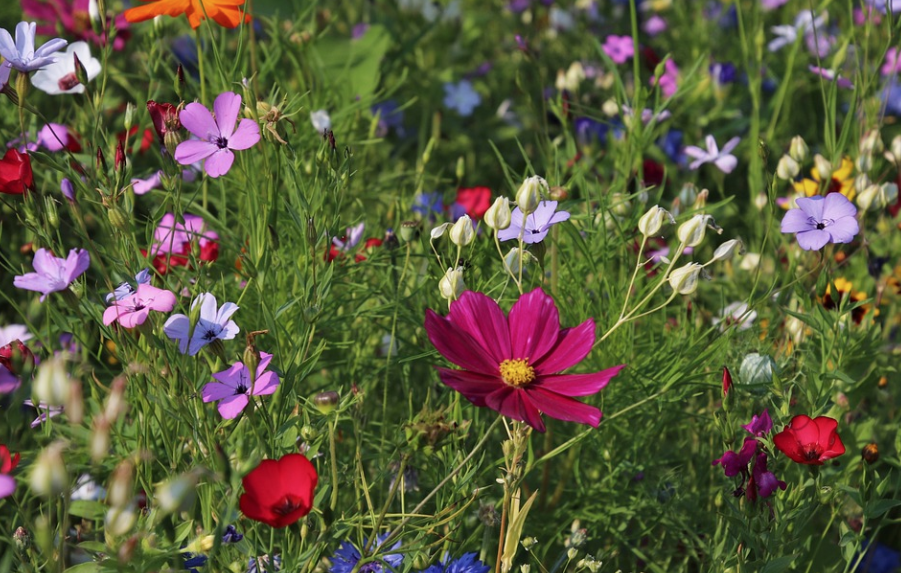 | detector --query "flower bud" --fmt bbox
[449,215,475,247]
[856,153,872,174]
[61,178,76,204]
[602,98,619,117]
[813,154,832,181]
[857,184,881,211]
[739,352,777,385]
[108,460,133,509]
[504,247,535,275]
[859,129,883,156]
[886,135,901,165]
[312,390,340,415]
[484,197,512,230]
[515,176,547,215]
[106,504,137,536]
[90,417,110,462]
[124,102,136,133]
[637,205,673,237]
[104,376,127,421]
[398,221,420,243]
[753,193,768,211]
[439,267,465,301]
[854,174,871,195]
[711,239,743,262]
[30,442,68,497]
[676,214,713,247]
[33,355,71,406]
[789,136,808,162]
[668,263,702,295]
[776,155,799,180]
[66,380,83,425]
[155,472,198,514]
